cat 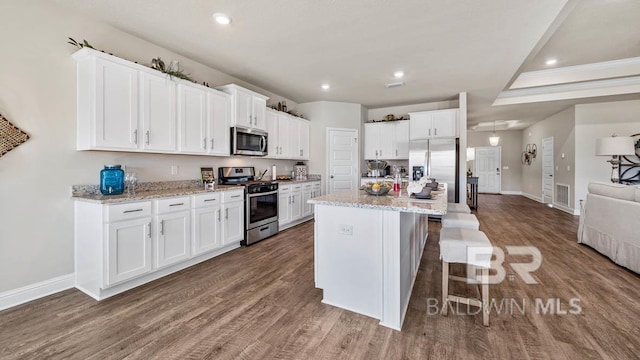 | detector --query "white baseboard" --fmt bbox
[553,202,579,216]
[521,192,543,202]
[500,190,522,195]
[0,274,75,311]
